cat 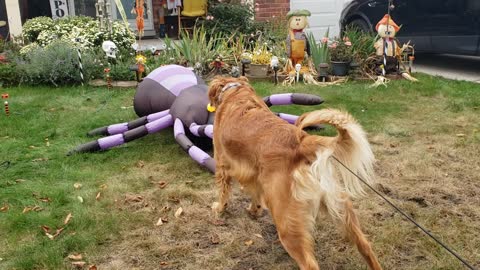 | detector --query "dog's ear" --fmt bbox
[238,76,249,82]
[208,76,227,108]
